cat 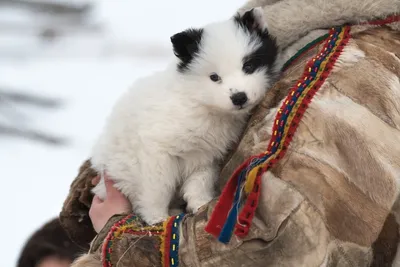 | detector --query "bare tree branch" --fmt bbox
[0,0,93,16]
[0,89,63,108]
[0,124,68,145]
[0,88,68,145]
[0,21,103,33]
